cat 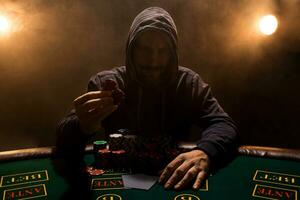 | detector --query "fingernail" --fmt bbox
[175,184,180,189]
[164,183,170,189]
